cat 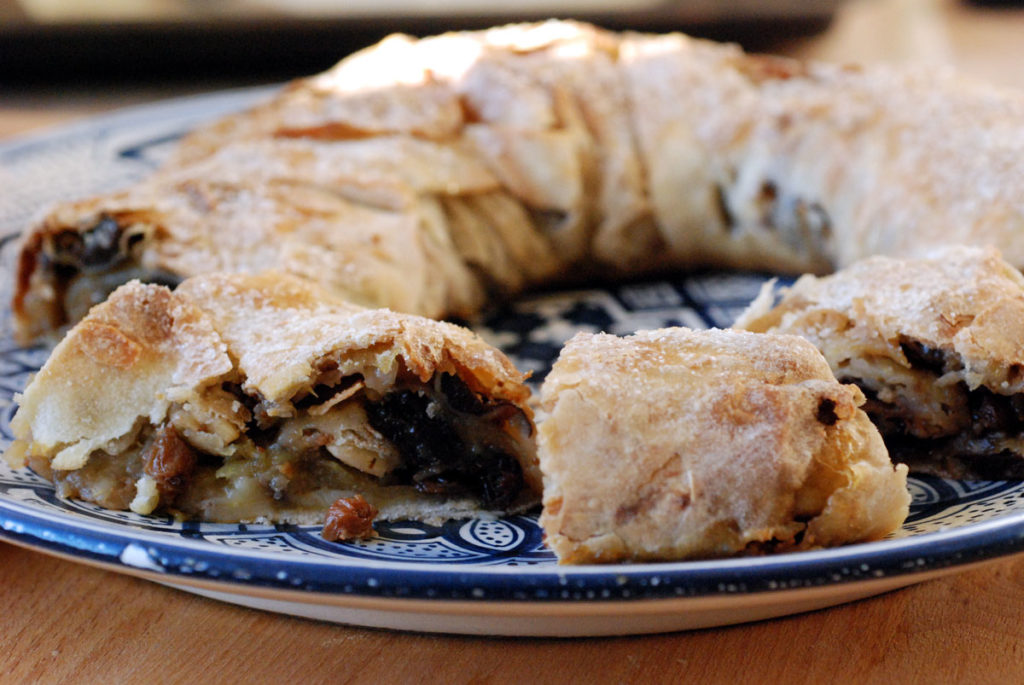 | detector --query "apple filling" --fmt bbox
[39,371,535,524]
